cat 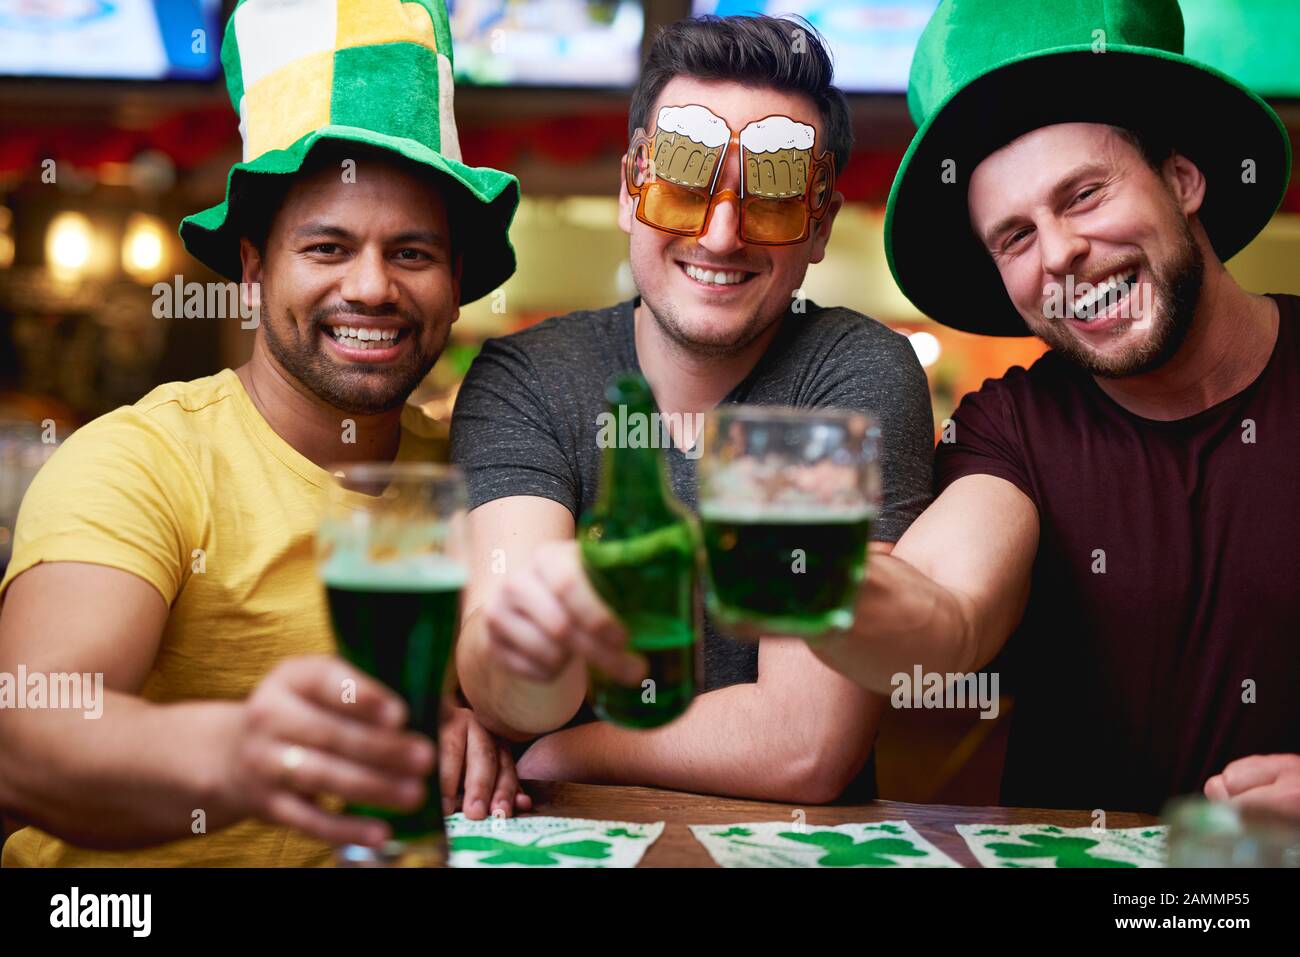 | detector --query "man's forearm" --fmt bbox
[812,553,983,695]
[0,694,244,849]
[520,680,878,805]
[456,609,588,740]
[815,477,1038,693]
